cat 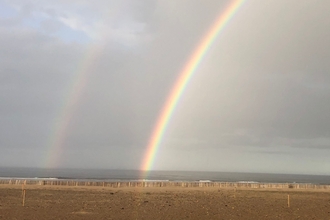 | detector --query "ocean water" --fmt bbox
[0,167,329,184]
